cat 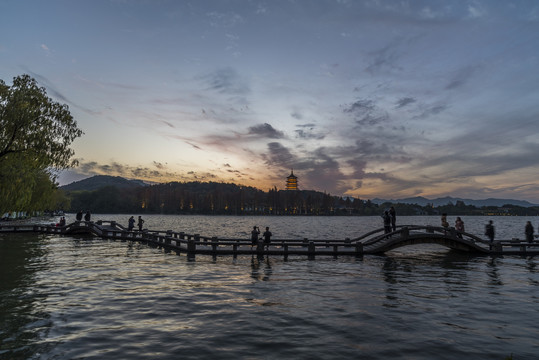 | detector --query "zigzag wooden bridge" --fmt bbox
[1,221,538,258]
